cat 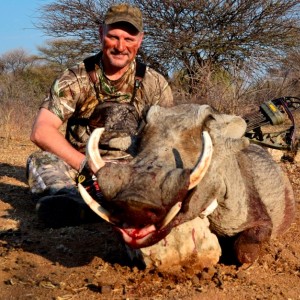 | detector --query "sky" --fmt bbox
[0,0,53,55]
